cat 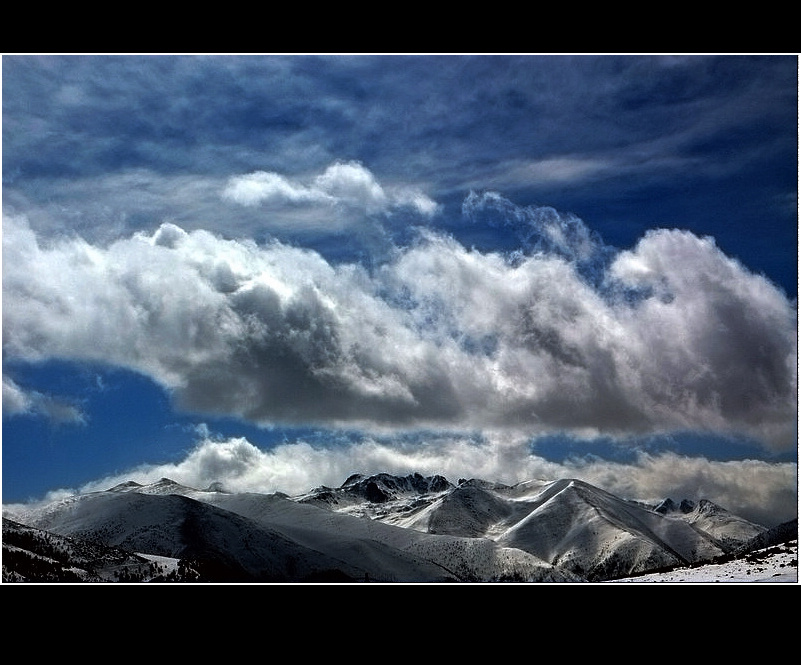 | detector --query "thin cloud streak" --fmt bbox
[2,376,87,425]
